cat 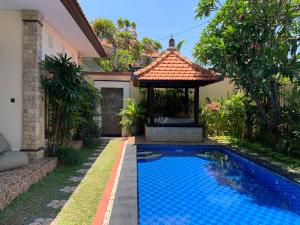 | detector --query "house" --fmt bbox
[0,0,106,159]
